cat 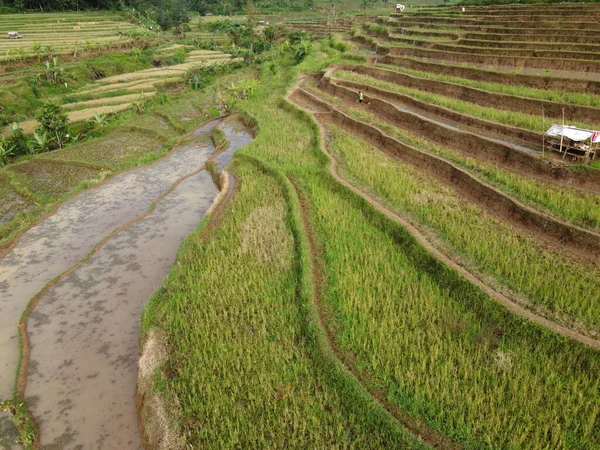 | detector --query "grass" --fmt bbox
[209,126,229,151]
[335,70,597,131]
[140,160,427,449]
[346,107,600,231]
[378,63,600,108]
[324,121,600,334]
[140,42,600,450]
